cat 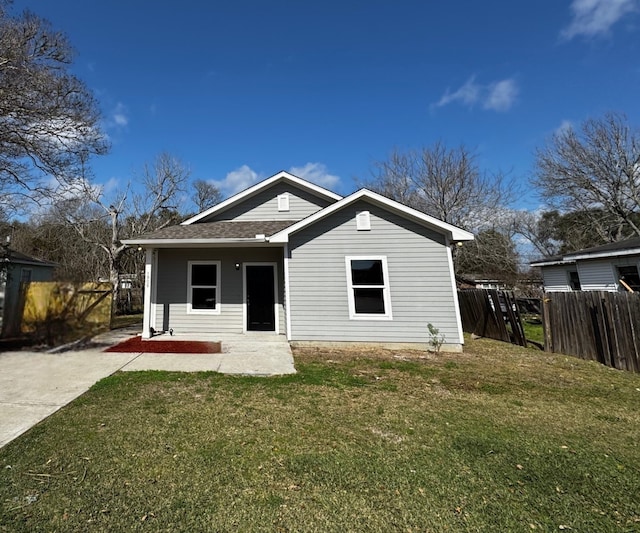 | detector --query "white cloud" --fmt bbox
[555,119,574,136]
[433,76,518,112]
[483,79,518,112]
[561,0,639,39]
[212,165,261,195]
[288,162,340,189]
[112,102,129,127]
[433,76,481,109]
[212,163,340,197]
